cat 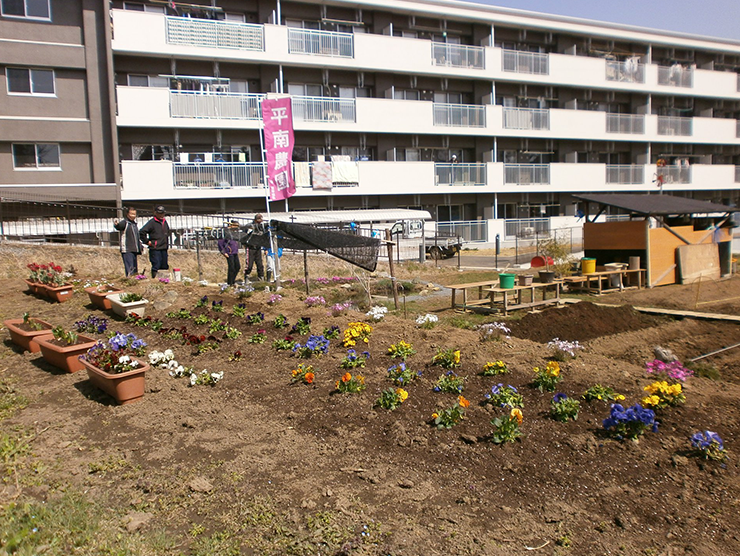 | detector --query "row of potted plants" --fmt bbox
[25,263,74,303]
